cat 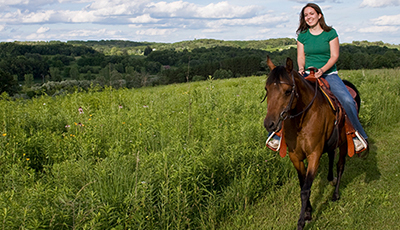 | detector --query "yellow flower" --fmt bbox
[2,133,6,137]
[26,158,30,161]
[140,123,142,126]
[74,122,78,125]
[122,122,126,124]
[88,118,92,121]
[23,153,26,156]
